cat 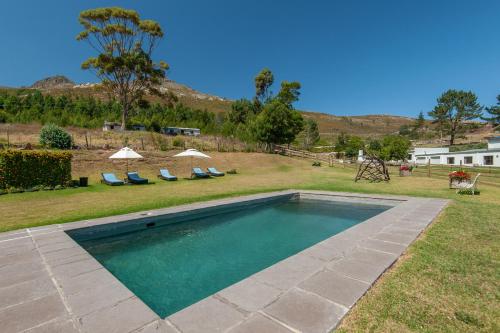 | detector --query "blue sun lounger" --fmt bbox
[192,167,210,179]
[158,169,178,181]
[127,172,149,184]
[101,173,124,186]
[207,167,225,177]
